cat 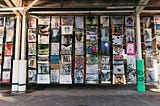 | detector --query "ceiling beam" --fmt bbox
[136,0,150,14]
[4,0,19,15]
[26,0,39,11]
[10,0,24,15]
